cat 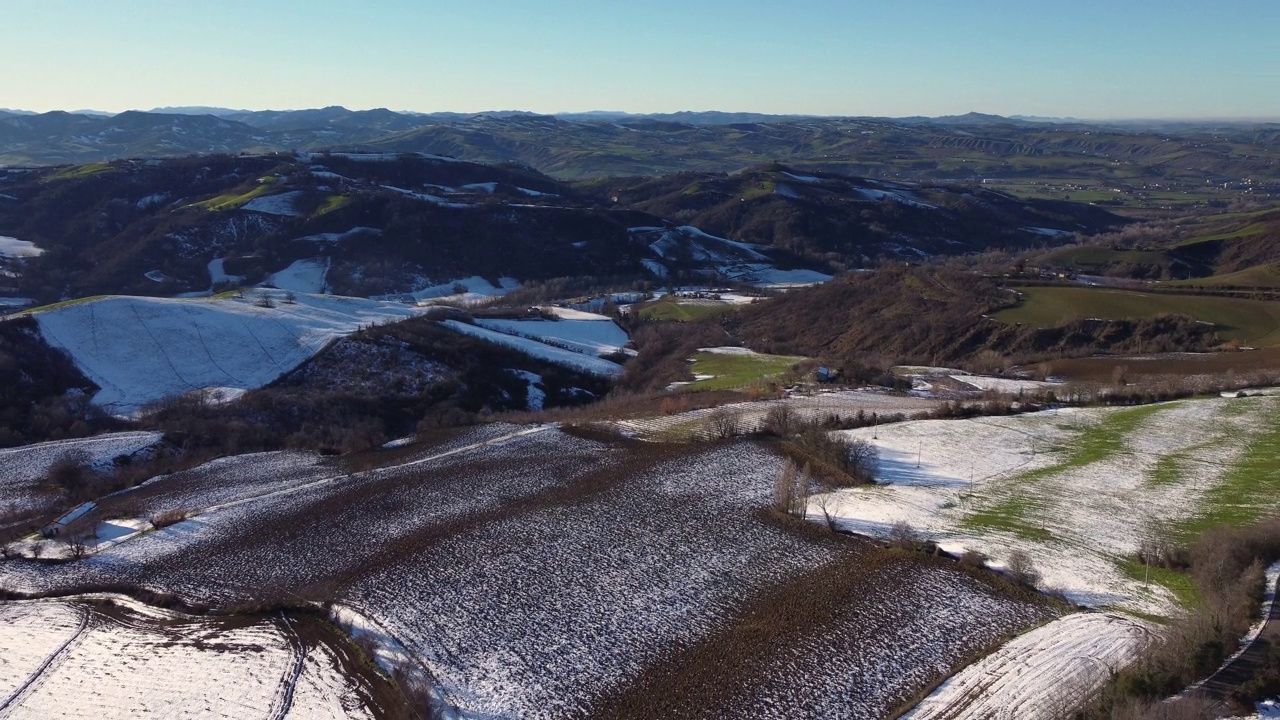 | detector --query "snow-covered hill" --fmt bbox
[31,292,421,413]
